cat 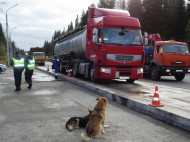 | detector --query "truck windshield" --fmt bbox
[33,53,45,56]
[103,28,143,46]
[163,44,189,54]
